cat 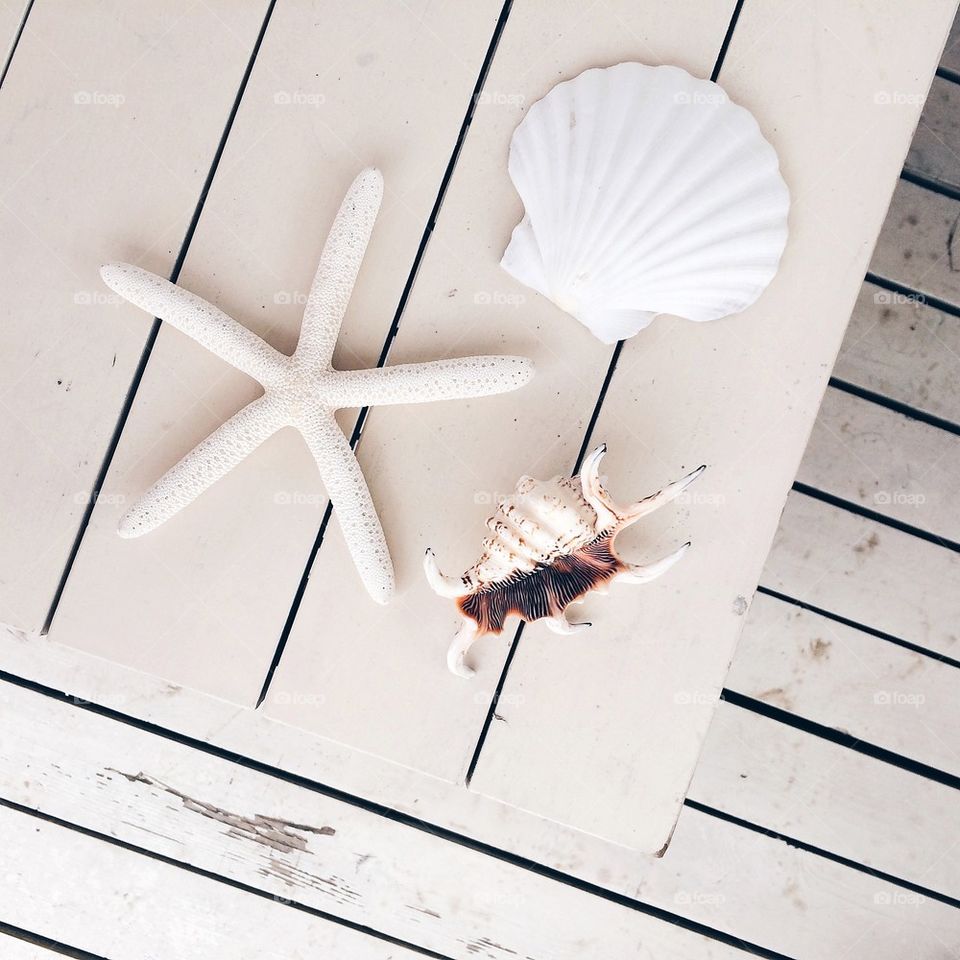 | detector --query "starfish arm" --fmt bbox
[296,169,383,367]
[118,395,282,537]
[324,356,535,407]
[297,408,394,604]
[101,263,288,387]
